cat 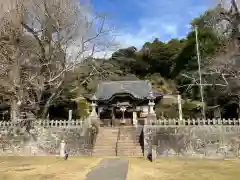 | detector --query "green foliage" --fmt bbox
[145,73,177,94]
[191,9,217,29]
[171,28,220,78]
[75,98,91,118]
